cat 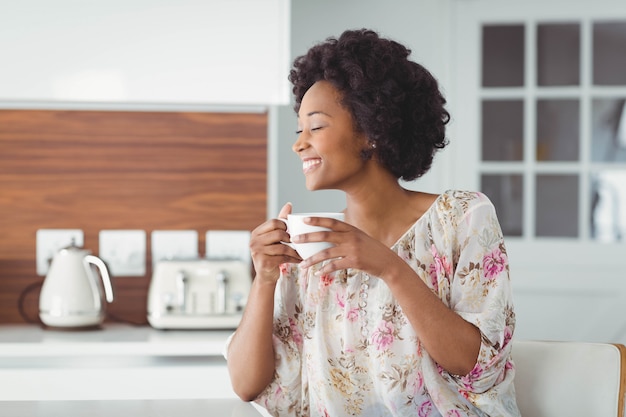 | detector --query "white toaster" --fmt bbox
[147,259,251,329]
